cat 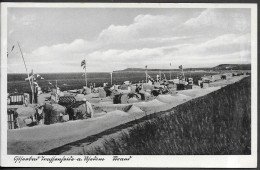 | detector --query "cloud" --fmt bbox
[8,32,250,73]
[8,29,14,36]
[175,33,251,56]
[97,14,182,43]
[7,8,252,73]
[18,14,36,26]
[179,8,251,35]
[98,8,250,46]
